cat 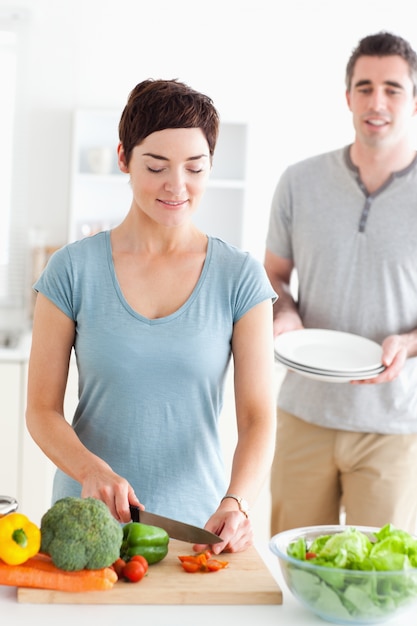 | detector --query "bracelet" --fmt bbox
[221,494,250,518]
